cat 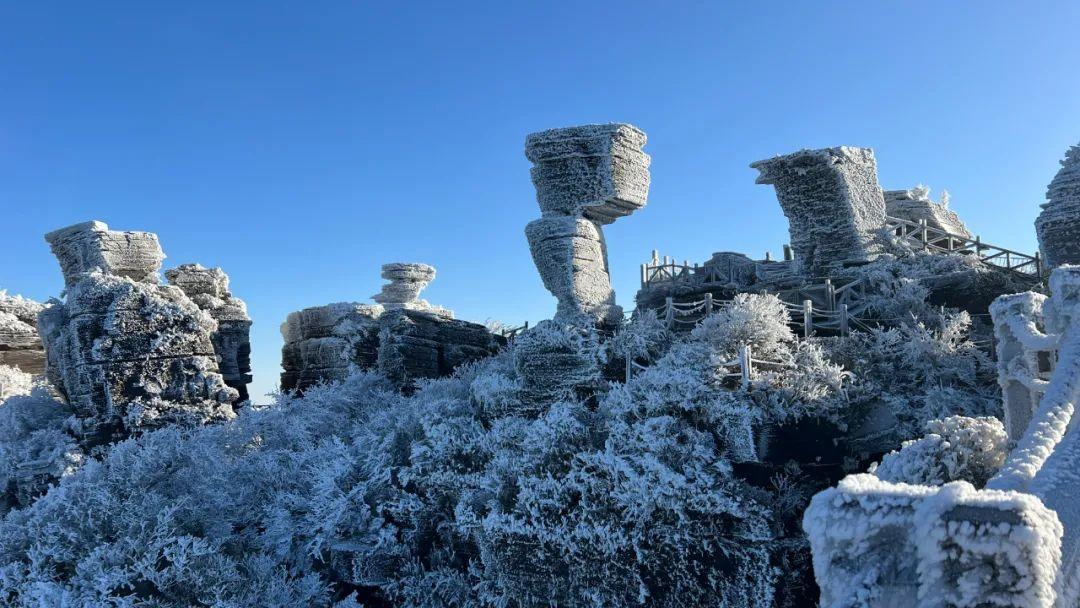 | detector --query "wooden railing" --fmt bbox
[626,342,794,385]
[652,291,868,338]
[884,215,1043,278]
[640,217,1043,292]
